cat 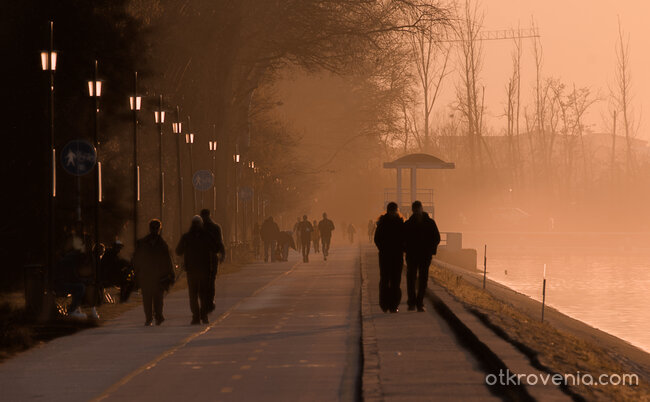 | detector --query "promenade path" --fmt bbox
[0,244,518,402]
[360,248,499,402]
[0,247,360,402]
